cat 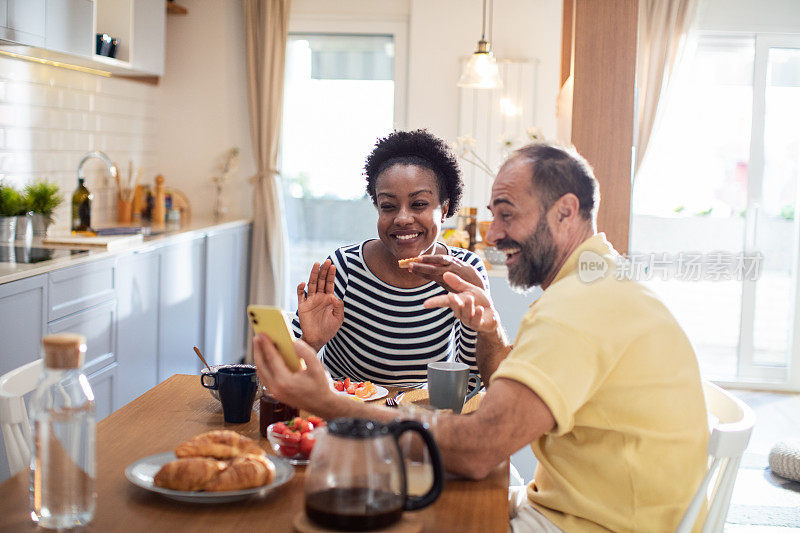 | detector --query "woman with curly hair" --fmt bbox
[290,129,488,386]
